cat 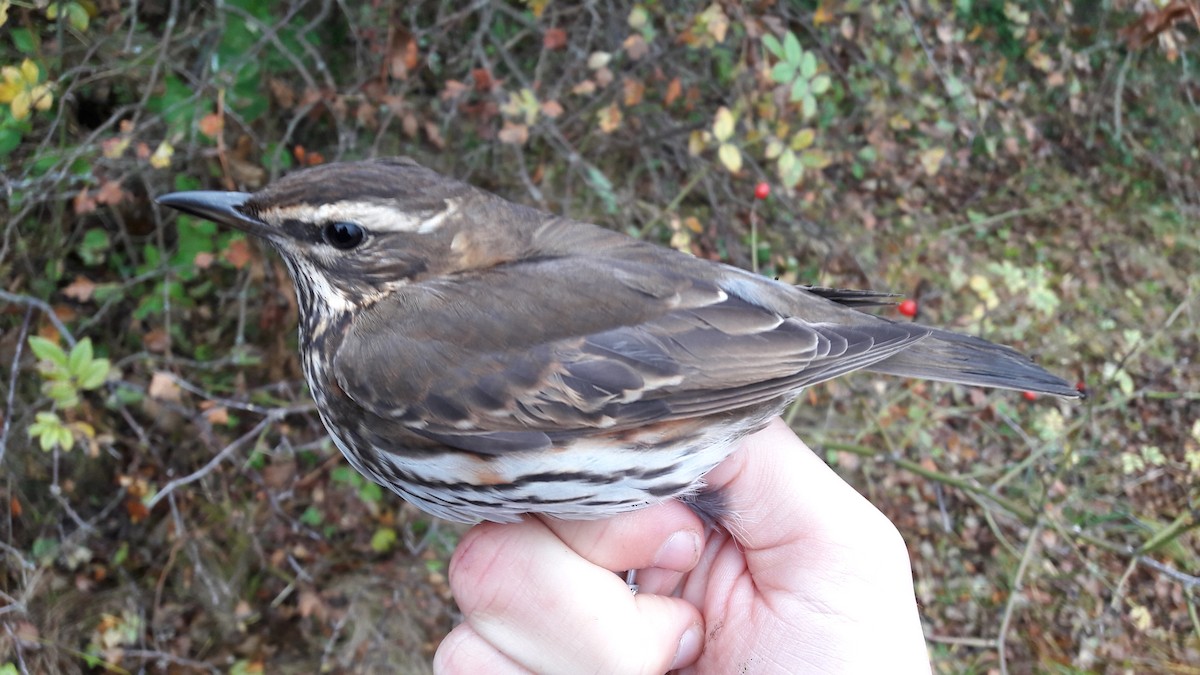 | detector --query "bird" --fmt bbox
[157,157,1082,525]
